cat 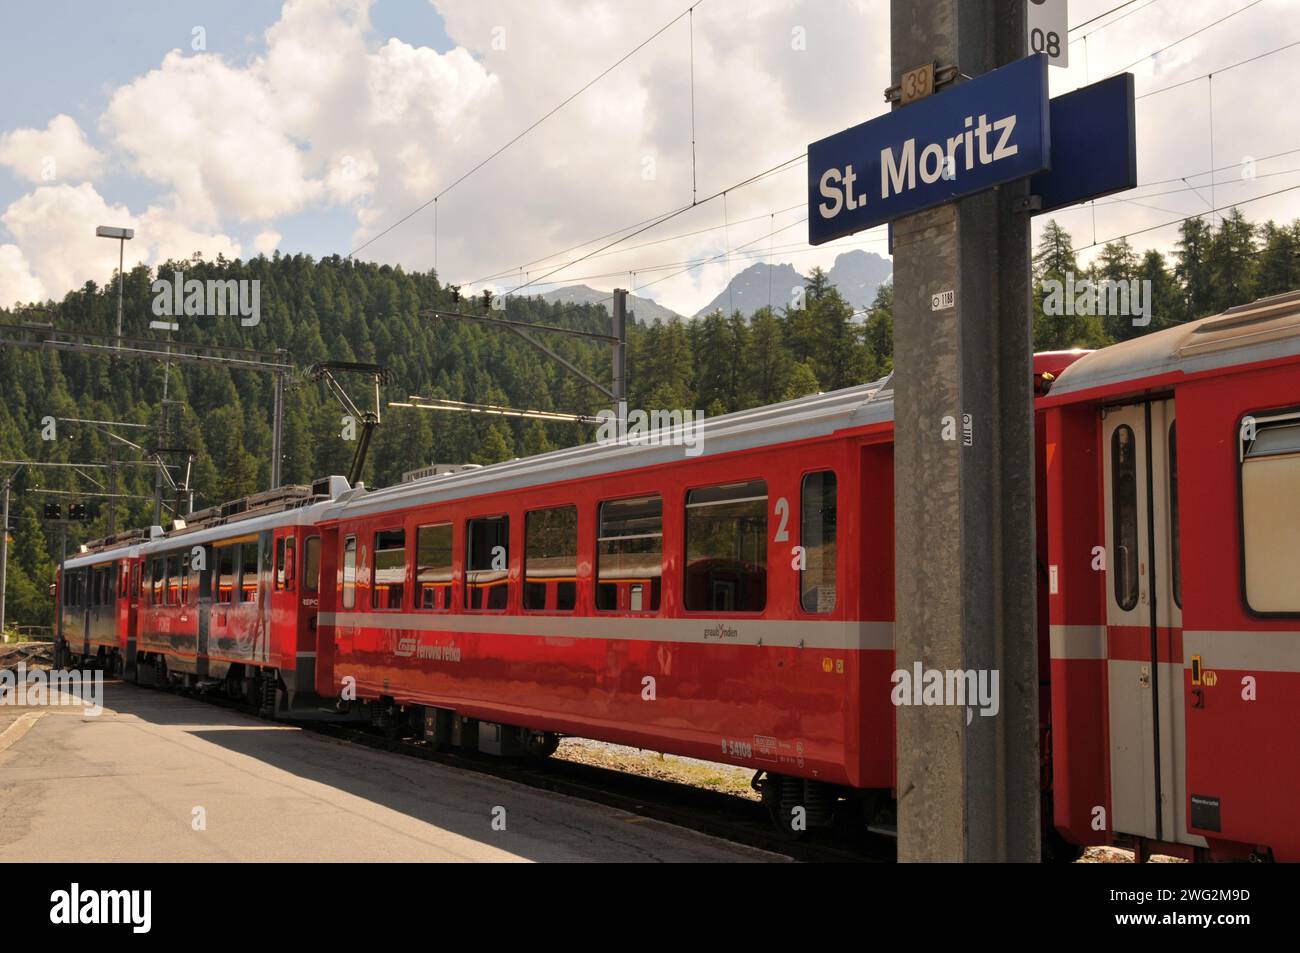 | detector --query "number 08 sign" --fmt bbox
[1028,0,1068,68]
